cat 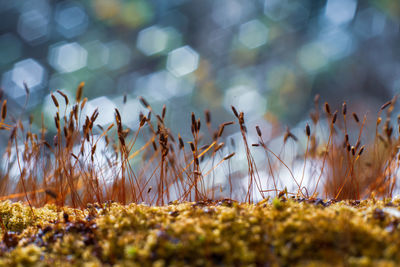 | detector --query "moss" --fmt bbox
[0,244,43,266]
[0,201,86,234]
[1,199,400,266]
